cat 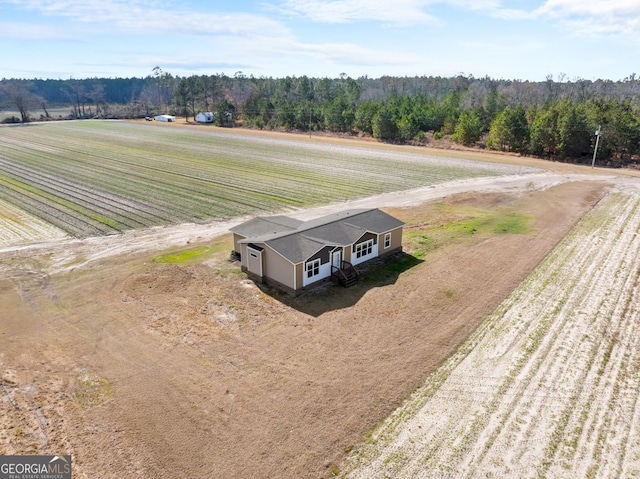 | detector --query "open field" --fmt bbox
[341,188,640,478]
[0,121,534,240]
[0,197,67,246]
[1,125,640,478]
